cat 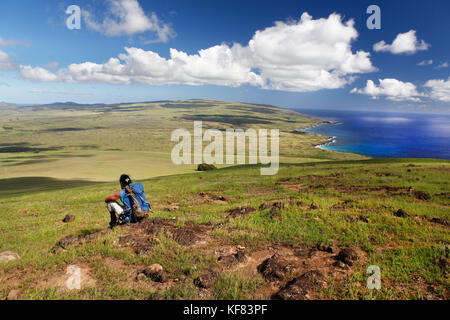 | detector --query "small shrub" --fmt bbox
[197,163,217,171]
